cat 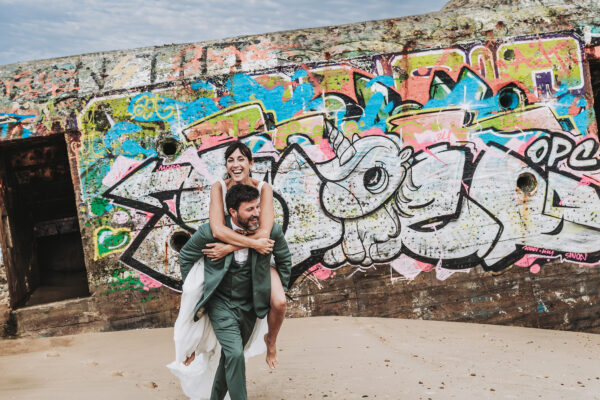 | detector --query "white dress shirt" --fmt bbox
[230,219,249,265]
